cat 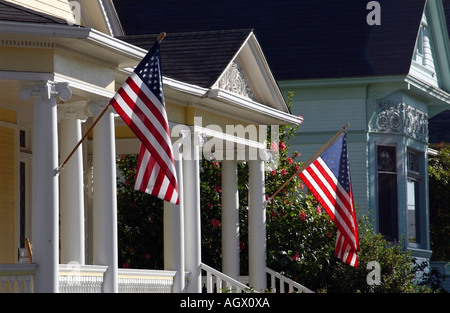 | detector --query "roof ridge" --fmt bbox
[119,28,254,39]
